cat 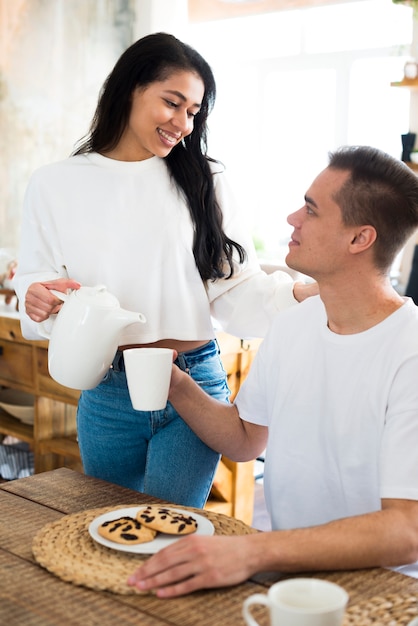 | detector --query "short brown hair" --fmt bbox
[329,145,418,272]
